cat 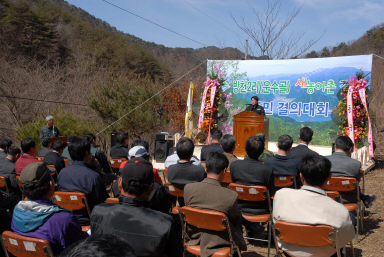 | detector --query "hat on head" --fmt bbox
[20,162,51,186]
[45,115,54,121]
[128,146,149,160]
[120,157,154,186]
